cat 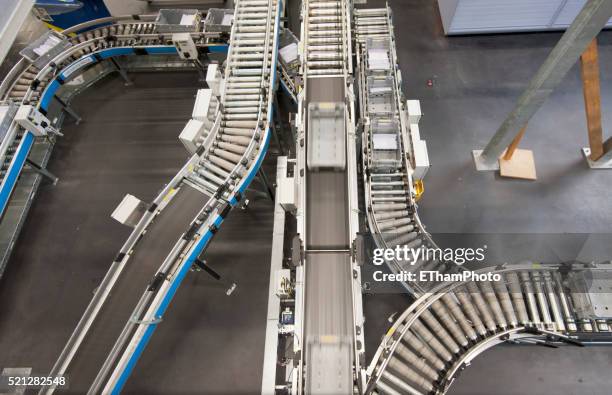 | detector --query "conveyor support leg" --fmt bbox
[25,158,58,185]
[54,95,82,125]
[110,58,133,86]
